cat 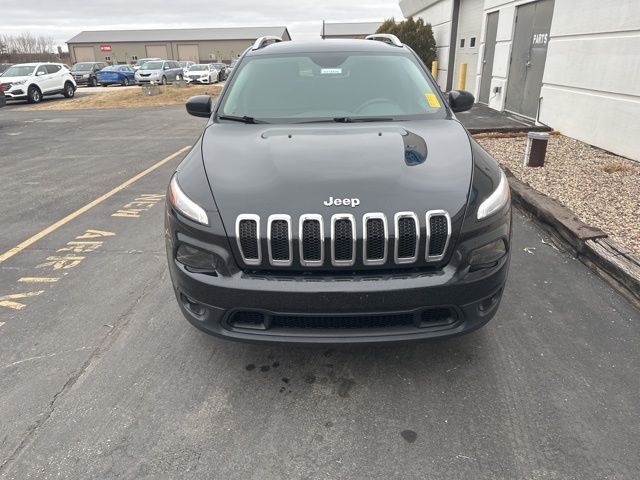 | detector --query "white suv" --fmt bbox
[0,63,76,104]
